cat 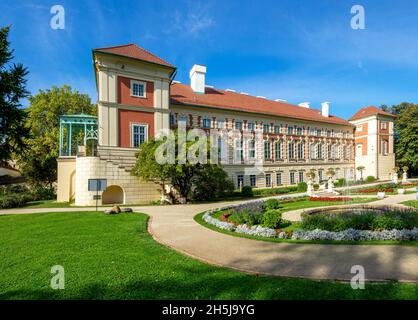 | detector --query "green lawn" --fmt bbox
[23,200,72,208]
[0,211,416,299]
[402,200,418,208]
